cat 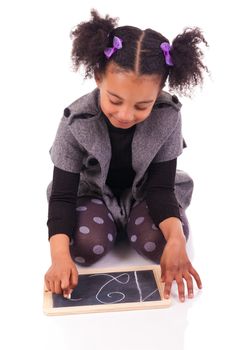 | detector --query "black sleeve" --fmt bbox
[145,158,181,227]
[47,166,80,240]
